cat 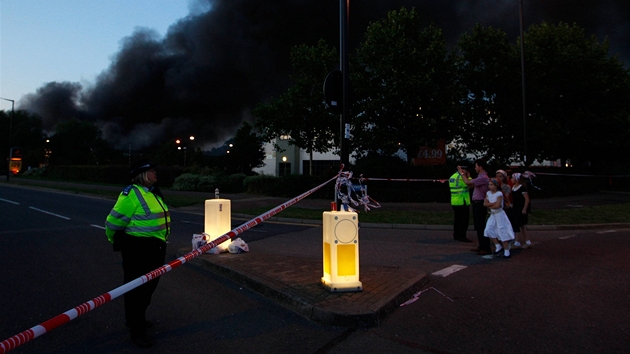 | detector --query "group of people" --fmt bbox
[449,159,532,258]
